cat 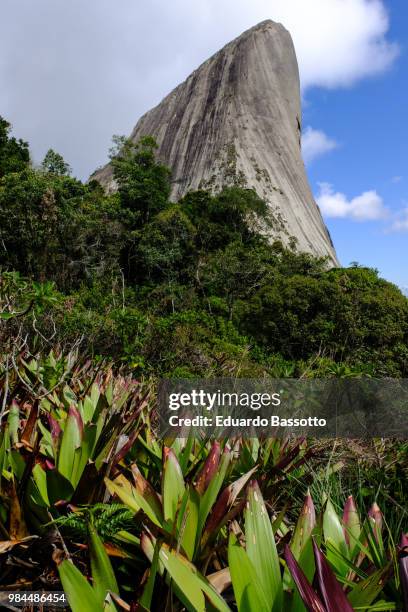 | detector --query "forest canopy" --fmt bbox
[1,116,407,378]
